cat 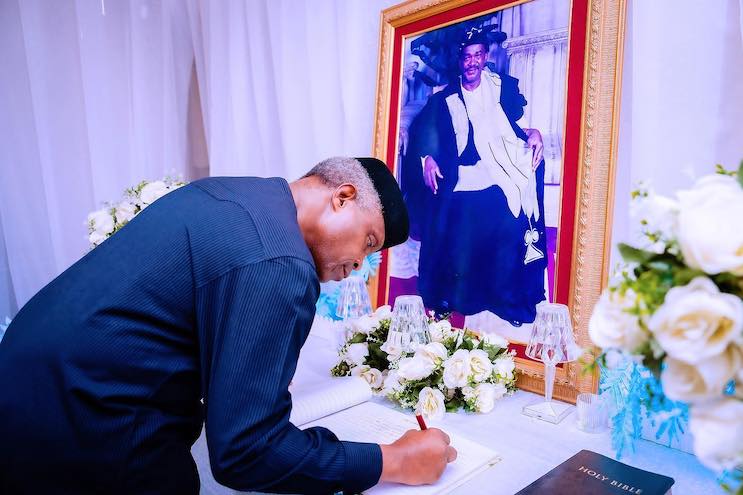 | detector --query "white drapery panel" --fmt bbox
[611,0,743,256]
[0,0,397,314]
[0,0,199,313]
[186,0,397,180]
